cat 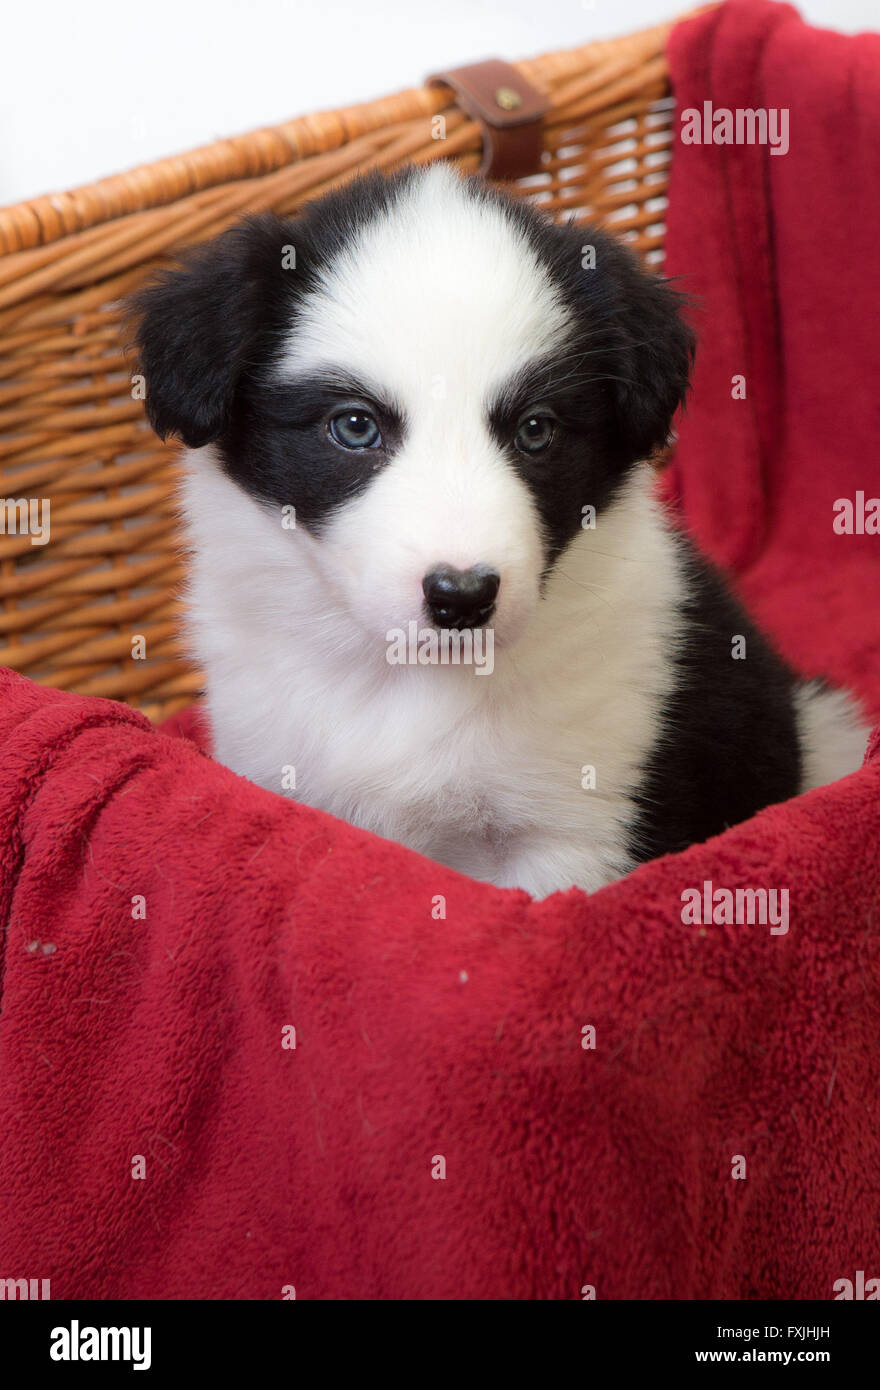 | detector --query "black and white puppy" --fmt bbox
[133,163,867,897]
